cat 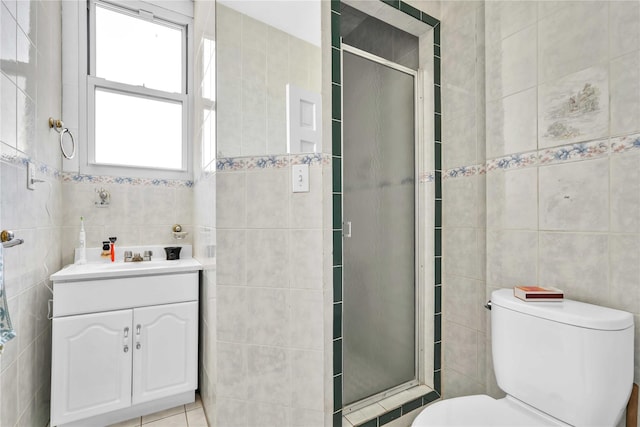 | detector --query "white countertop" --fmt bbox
[51,245,202,282]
